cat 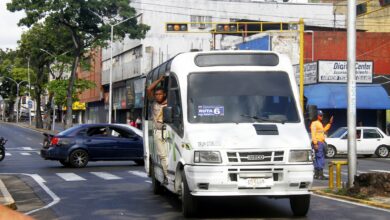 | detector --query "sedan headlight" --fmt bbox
[194,151,222,163]
[289,150,312,162]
